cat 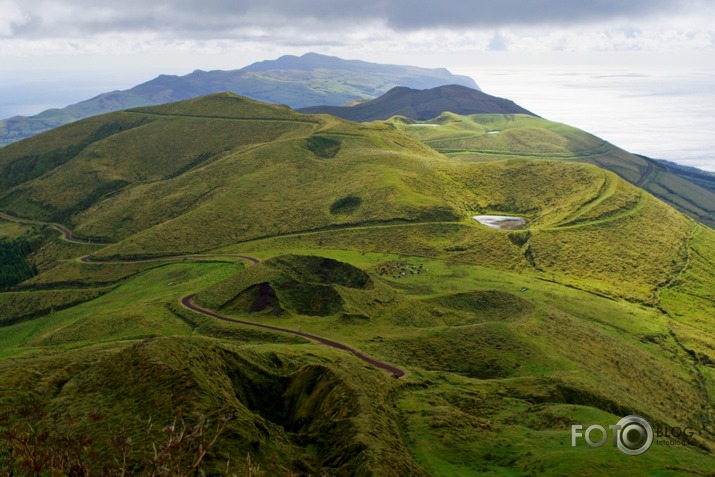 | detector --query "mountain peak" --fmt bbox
[0,53,479,146]
[299,84,536,122]
[241,52,479,91]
